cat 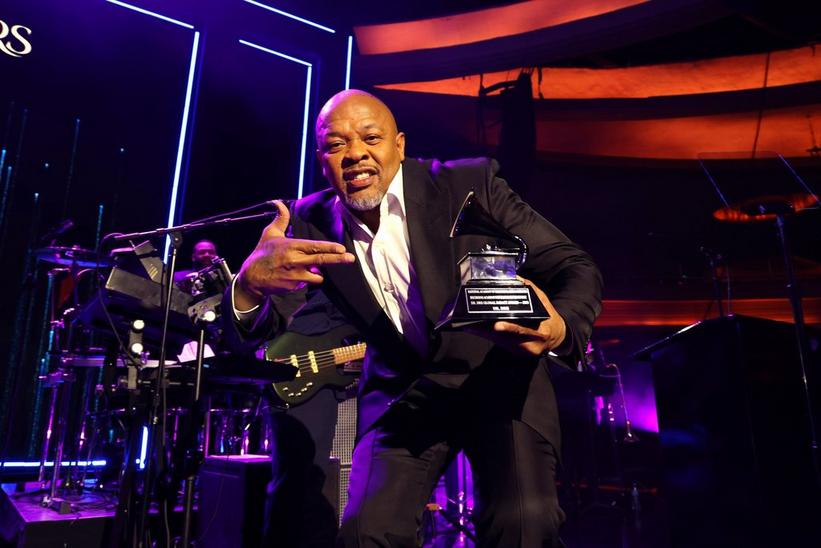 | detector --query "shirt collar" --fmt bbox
[384,164,406,219]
